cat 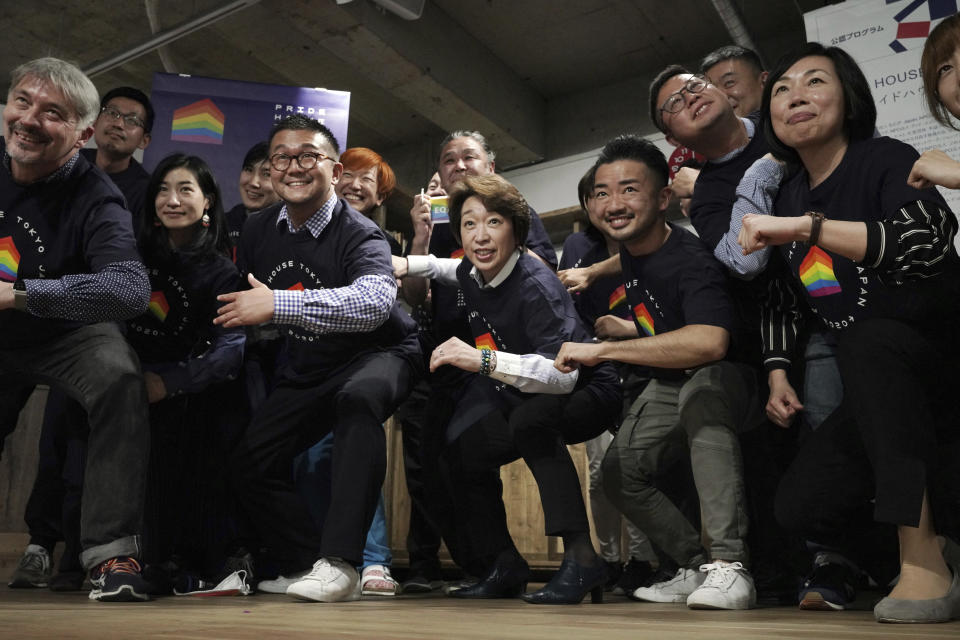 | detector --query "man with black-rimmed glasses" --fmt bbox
[215,114,420,603]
